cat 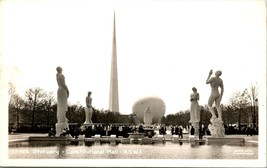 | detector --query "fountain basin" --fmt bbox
[207,137,245,145]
